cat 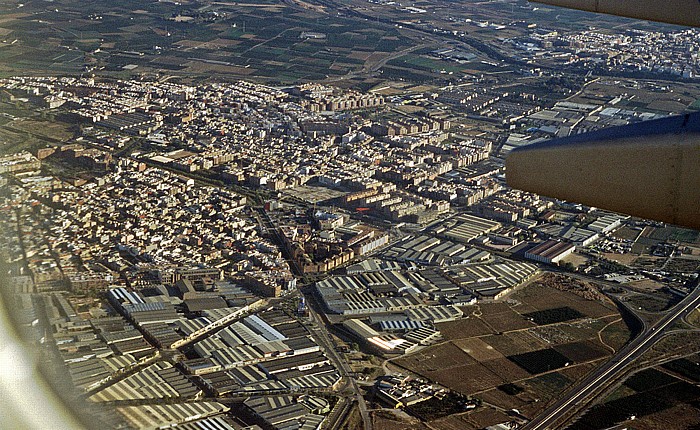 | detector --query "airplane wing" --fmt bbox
[506,112,700,230]
[0,289,86,430]
[506,1,700,229]
[530,0,700,27]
